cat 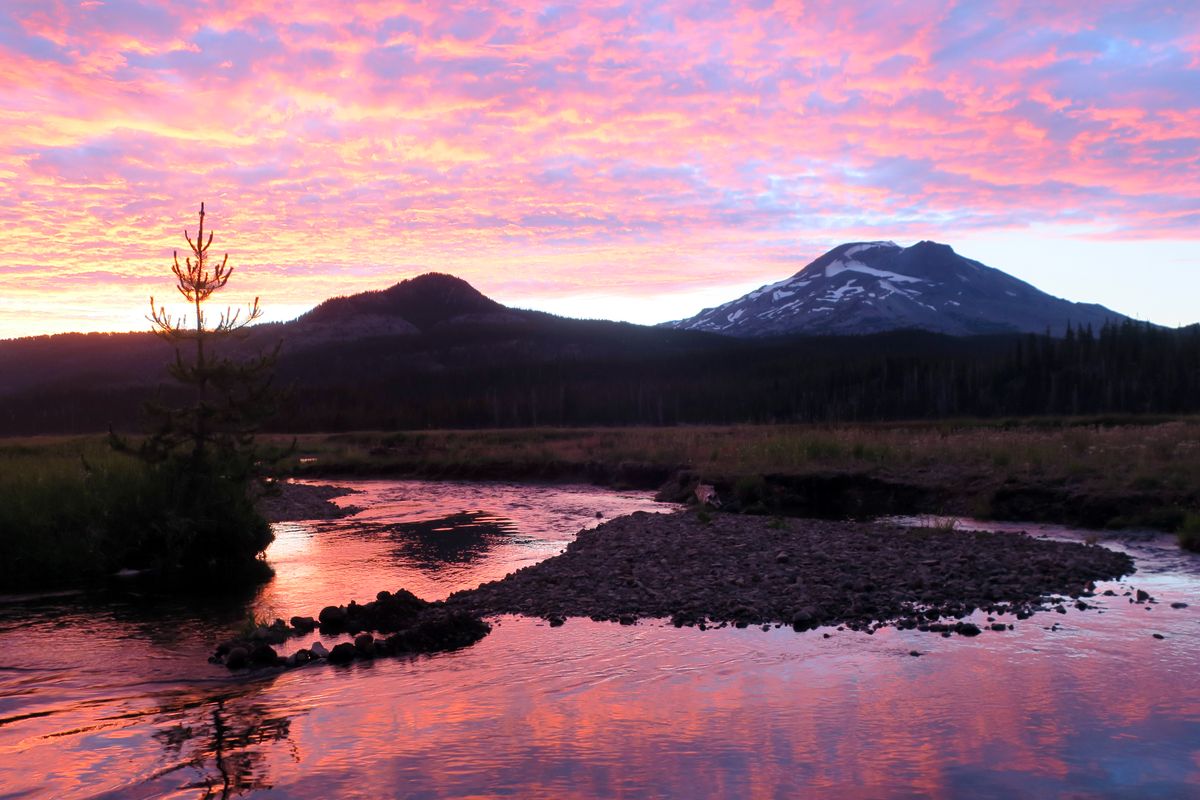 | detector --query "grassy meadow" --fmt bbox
[266,417,1197,492]
[262,417,1200,544]
[3,418,1199,590]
